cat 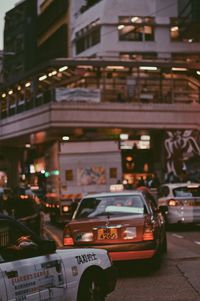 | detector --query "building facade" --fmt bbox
[71,0,200,61]
[3,0,37,84]
[0,0,200,193]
